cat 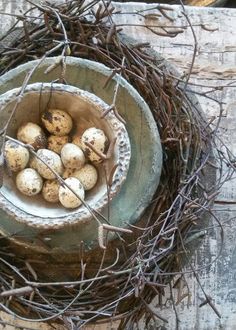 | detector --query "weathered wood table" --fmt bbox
[0,1,236,329]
